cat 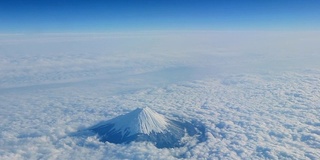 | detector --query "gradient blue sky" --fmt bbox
[1,0,320,33]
